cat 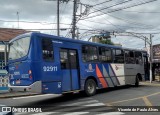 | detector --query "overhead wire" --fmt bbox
[81,19,157,30]
[80,0,157,20]
[106,14,156,29]
[0,19,71,25]
[92,0,113,7]
[119,10,160,13]
[65,0,113,37]
[94,11,155,41]
[78,4,157,42]
[53,2,68,34]
[88,0,133,15]
[50,3,64,34]
[0,27,91,31]
[68,0,158,38]
[79,0,158,30]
